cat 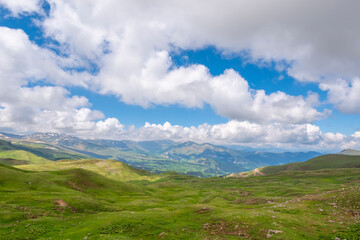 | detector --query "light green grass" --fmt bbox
[17,159,162,181]
[0,150,52,164]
